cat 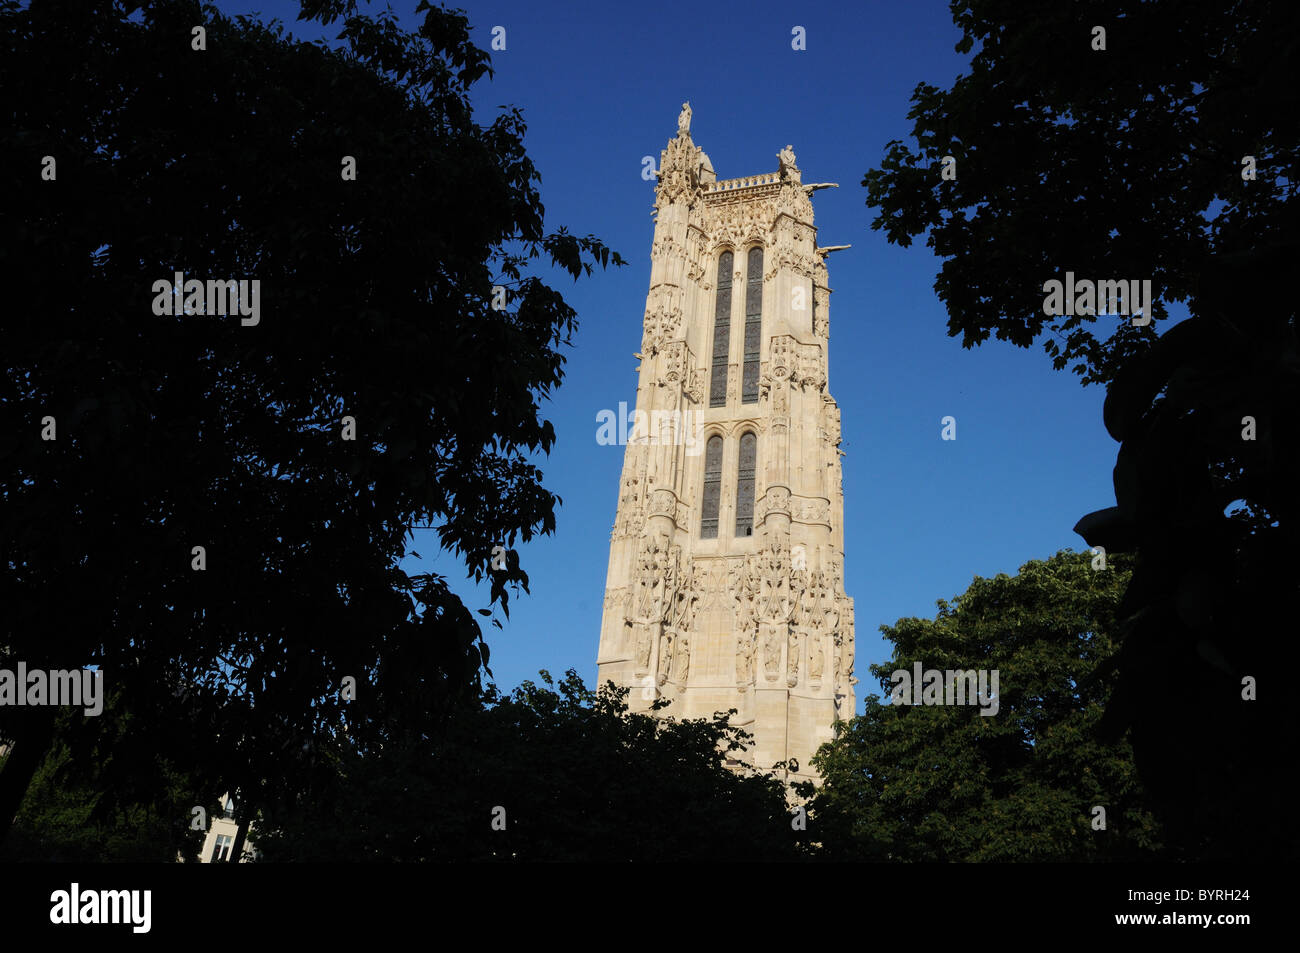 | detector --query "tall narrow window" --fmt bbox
[710,251,733,407]
[212,834,233,863]
[735,432,756,537]
[701,436,723,538]
[742,247,763,403]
